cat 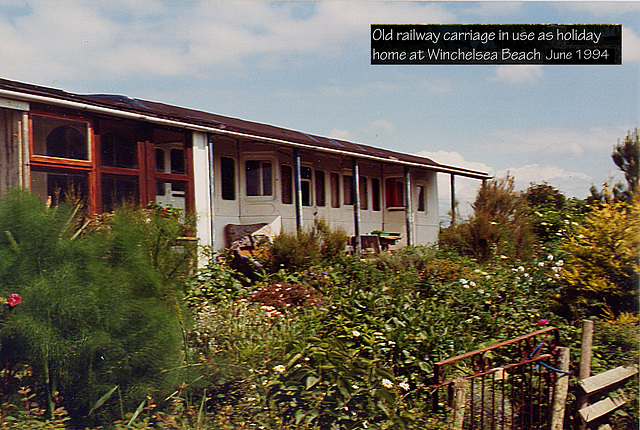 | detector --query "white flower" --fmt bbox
[538,262,545,267]
[469,281,476,287]
[352,330,361,337]
[381,379,394,389]
[518,266,525,272]
[547,254,554,261]
[459,278,468,285]
[399,382,410,391]
[556,260,564,267]
[523,273,530,278]
[352,384,360,390]
[273,365,286,373]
